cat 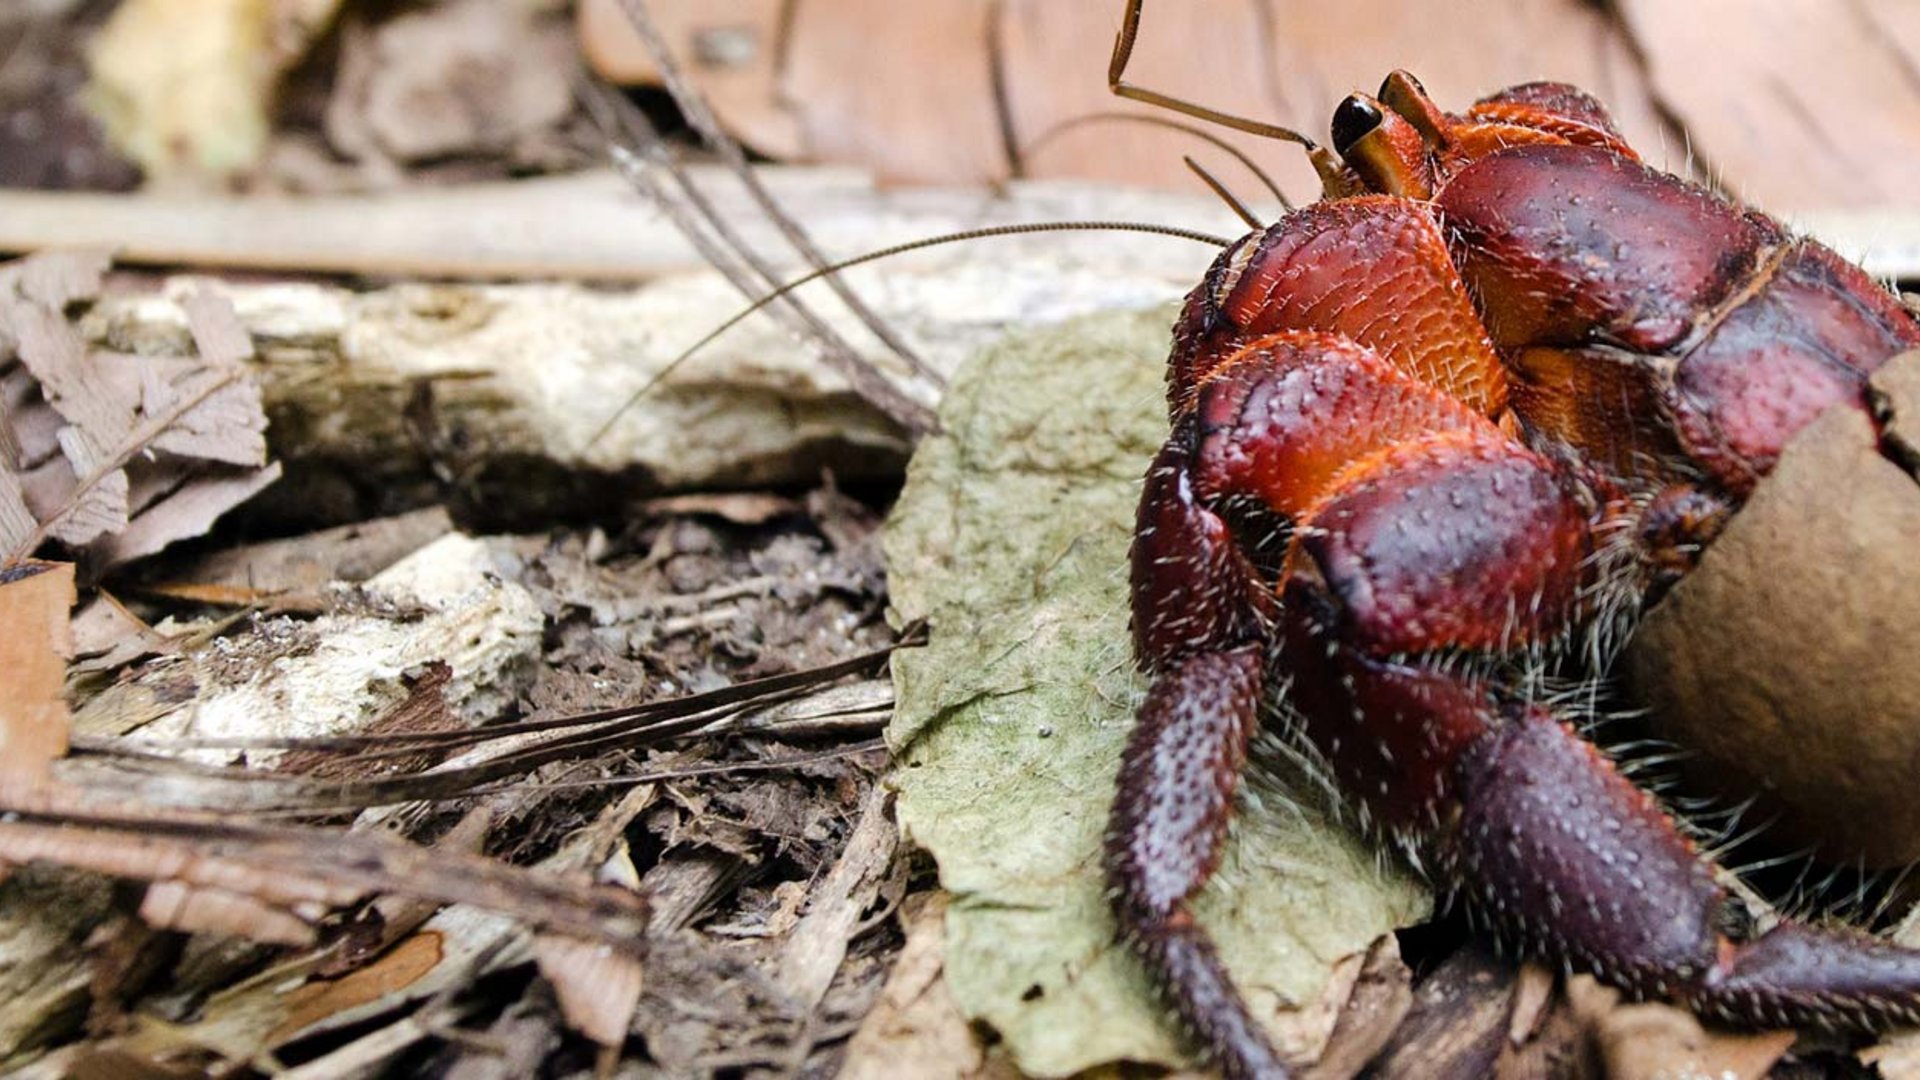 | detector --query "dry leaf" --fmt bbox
[1302,936,1415,1080]
[0,253,278,571]
[533,934,645,1047]
[840,893,1023,1080]
[1566,976,1794,1080]
[325,0,573,167]
[268,932,447,1044]
[0,560,75,802]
